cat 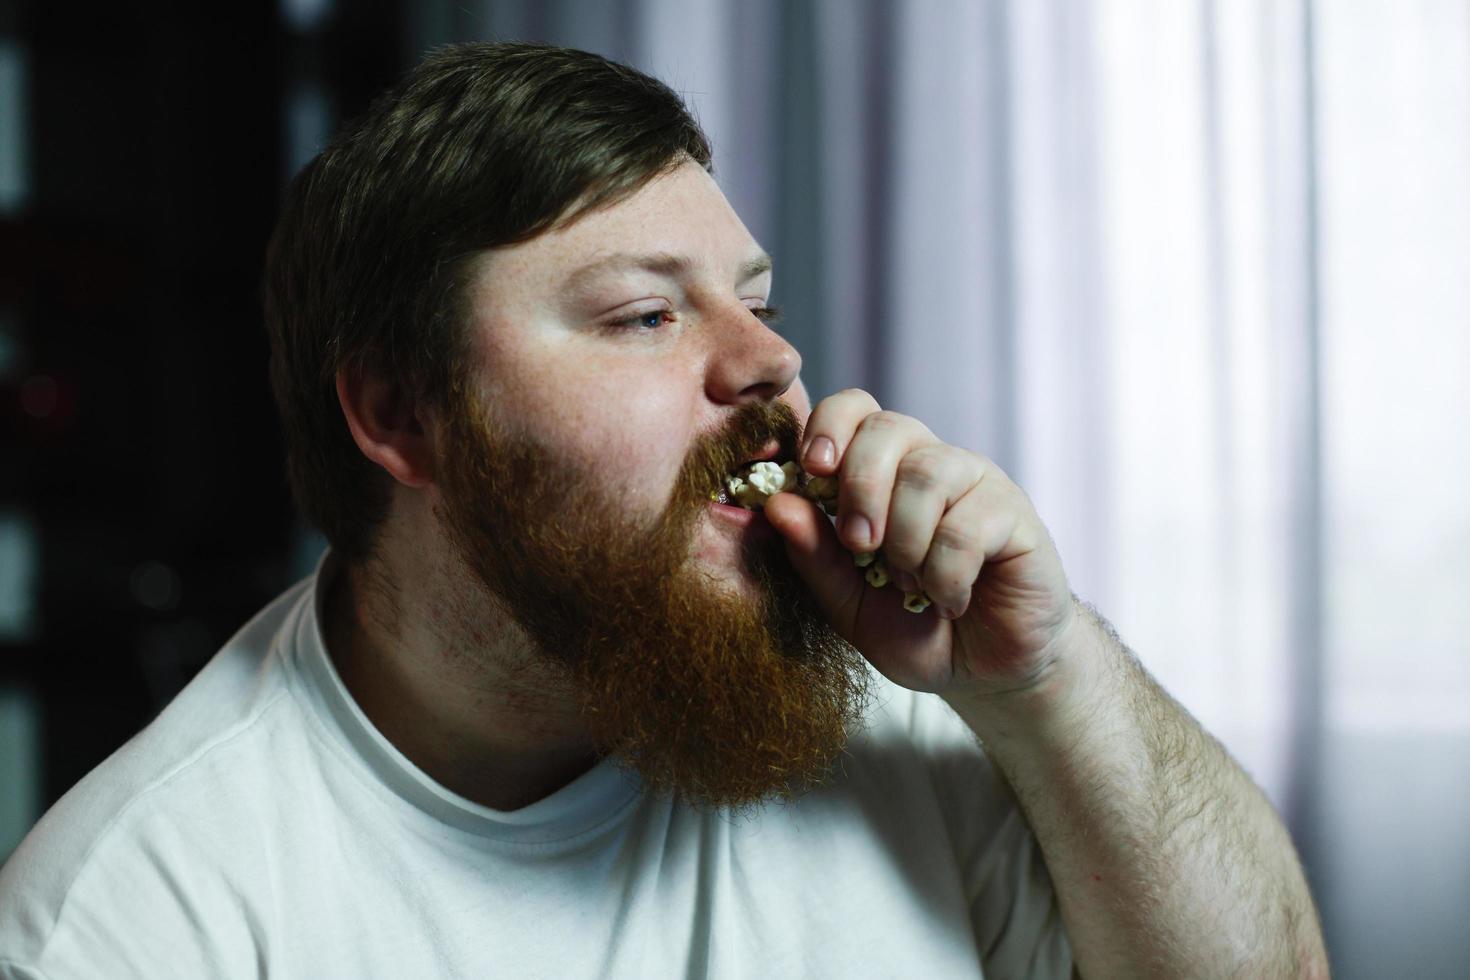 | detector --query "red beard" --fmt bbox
[433,387,874,814]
